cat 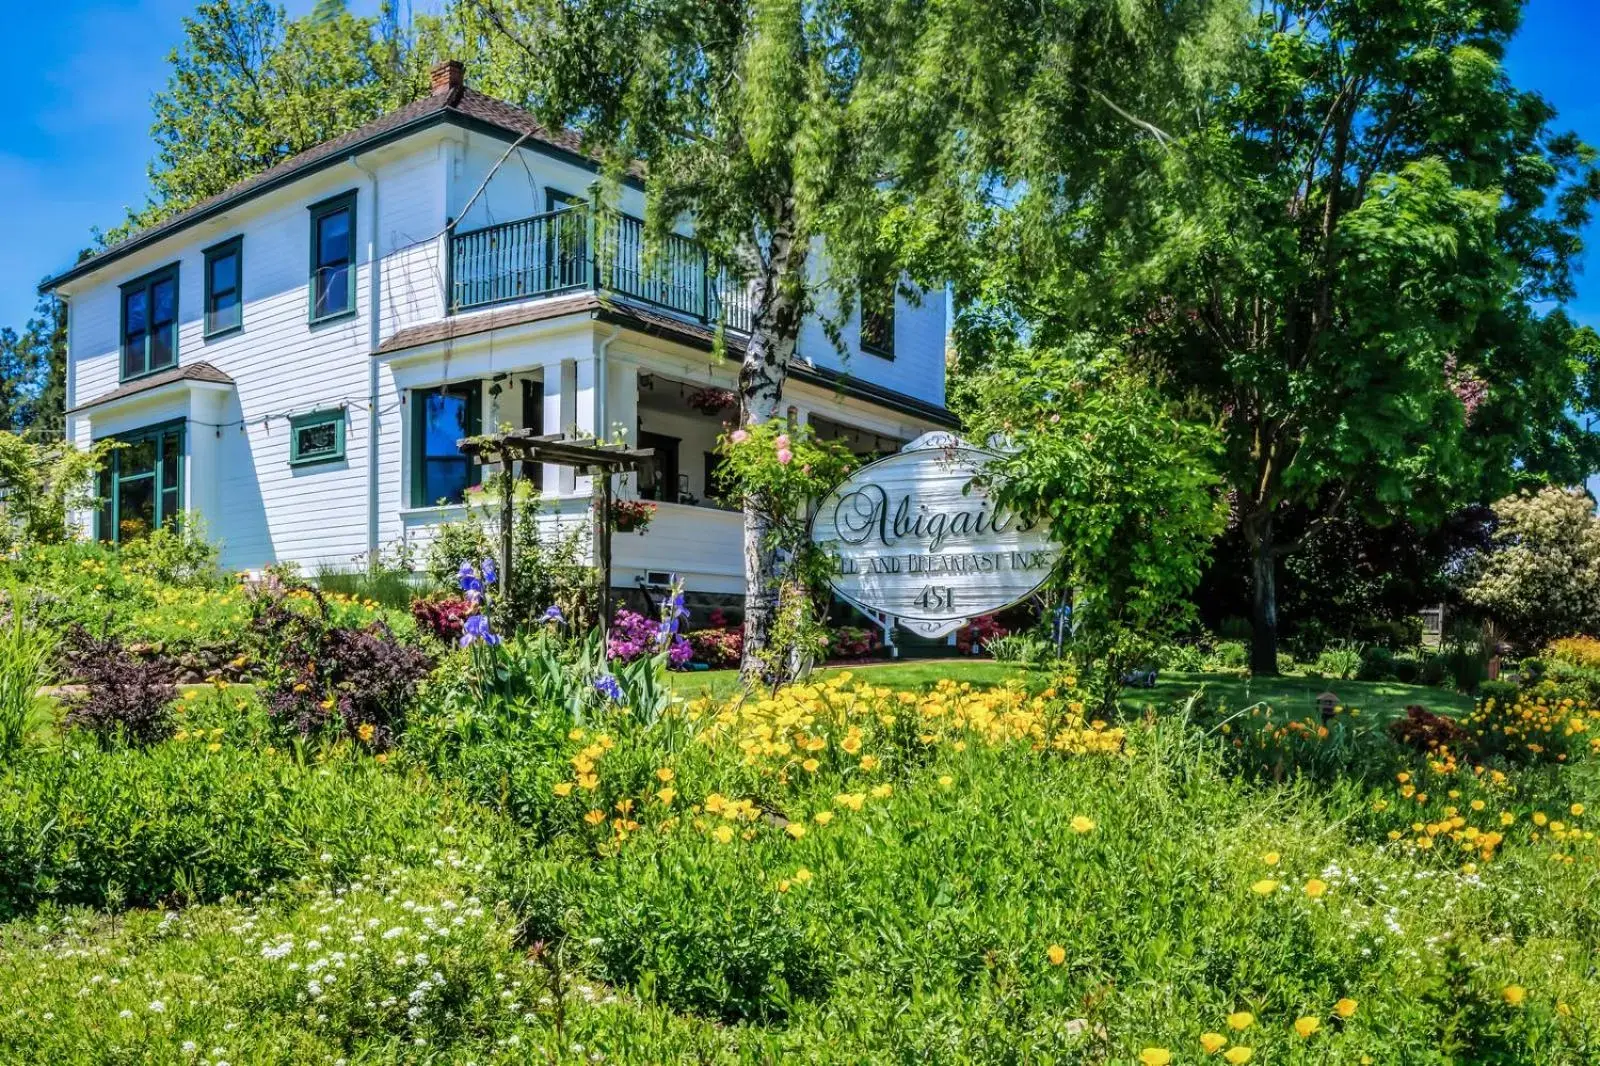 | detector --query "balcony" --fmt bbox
[448,206,753,333]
